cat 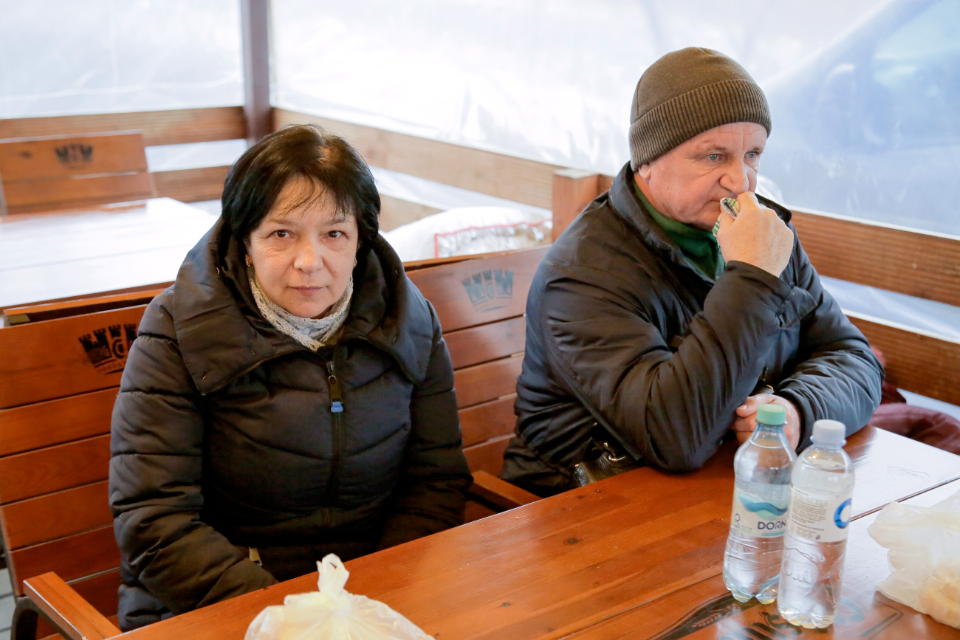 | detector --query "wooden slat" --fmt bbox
[4,172,156,212]
[0,107,246,147]
[379,195,442,233]
[445,316,526,370]
[3,481,112,549]
[463,434,513,477]
[0,389,117,457]
[68,569,122,619]
[5,289,164,325]
[8,525,119,596]
[38,615,121,640]
[274,109,561,209]
[408,246,547,333]
[0,435,110,503]
[0,305,146,408]
[153,165,230,203]
[848,314,960,407]
[463,499,498,523]
[454,356,524,409]
[552,169,600,241]
[470,471,538,511]
[25,573,122,640]
[792,208,960,308]
[459,396,516,448]
[0,132,148,179]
